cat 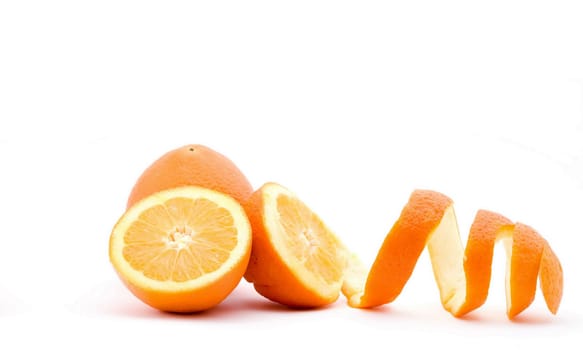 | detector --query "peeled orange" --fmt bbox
[109,186,252,312]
